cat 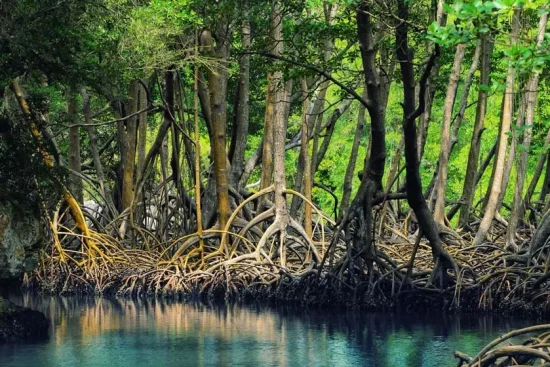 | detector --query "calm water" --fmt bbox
[0,293,536,367]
